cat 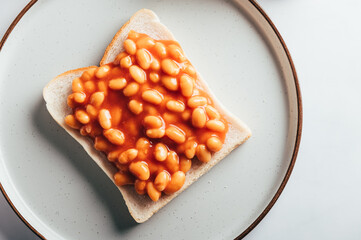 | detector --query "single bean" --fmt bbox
[98,109,112,129]
[154,143,168,161]
[146,182,161,201]
[103,128,125,145]
[124,39,137,55]
[65,114,82,129]
[196,144,211,163]
[118,148,138,164]
[164,171,186,194]
[192,107,207,128]
[129,161,150,181]
[114,172,134,186]
[206,136,222,152]
[154,171,171,191]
